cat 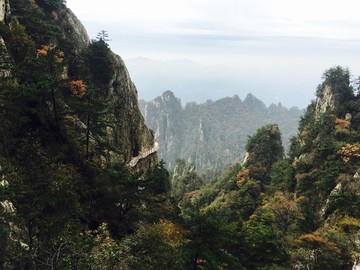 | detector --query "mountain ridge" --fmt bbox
[140,90,302,179]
